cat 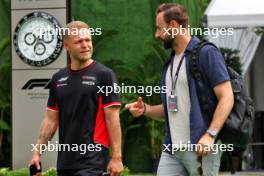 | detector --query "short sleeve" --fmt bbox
[200,45,230,88]
[47,74,58,112]
[99,69,121,108]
